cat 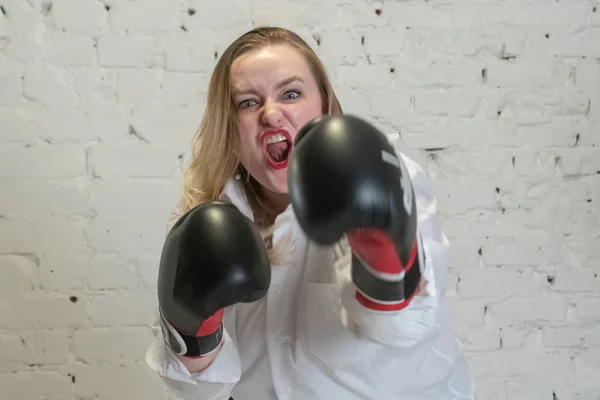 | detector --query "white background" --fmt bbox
[1,0,599,399]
